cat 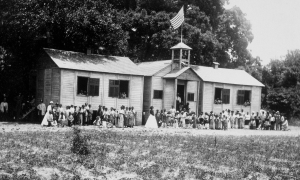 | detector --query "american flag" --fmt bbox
[170,6,184,30]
